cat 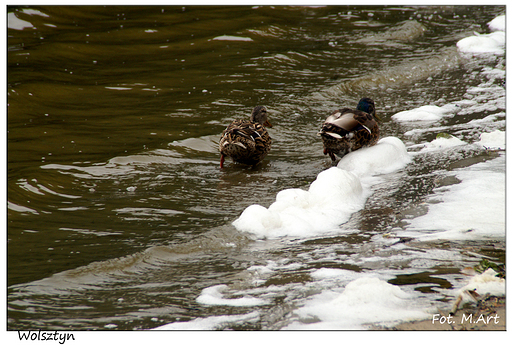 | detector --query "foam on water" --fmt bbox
[233,137,411,239]
[394,45,505,241]
[232,168,365,238]
[337,137,412,175]
[478,129,505,149]
[158,13,506,332]
[457,32,505,54]
[457,268,505,298]
[285,276,430,330]
[393,46,504,141]
[391,104,456,122]
[195,284,268,307]
[456,15,505,55]
[396,153,505,241]
[147,13,507,332]
[487,15,505,32]
[417,135,466,153]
